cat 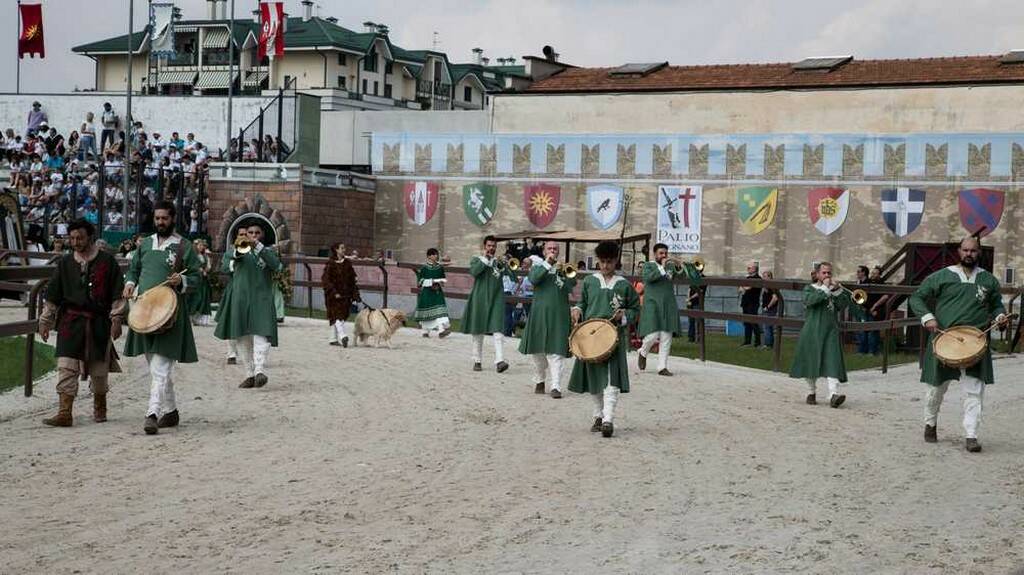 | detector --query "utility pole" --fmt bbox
[226,0,235,159]
[123,0,135,231]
